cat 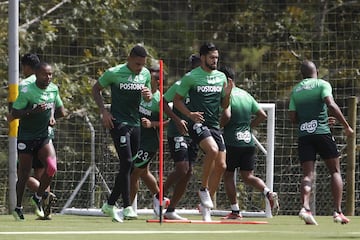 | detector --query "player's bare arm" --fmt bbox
[324,96,353,137]
[221,79,234,109]
[250,109,267,129]
[288,110,298,124]
[141,86,152,102]
[173,93,204,123]
[220,107,231,128]
[92,81,115,129]
[11,103,47,119]
[163,98,188,134]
